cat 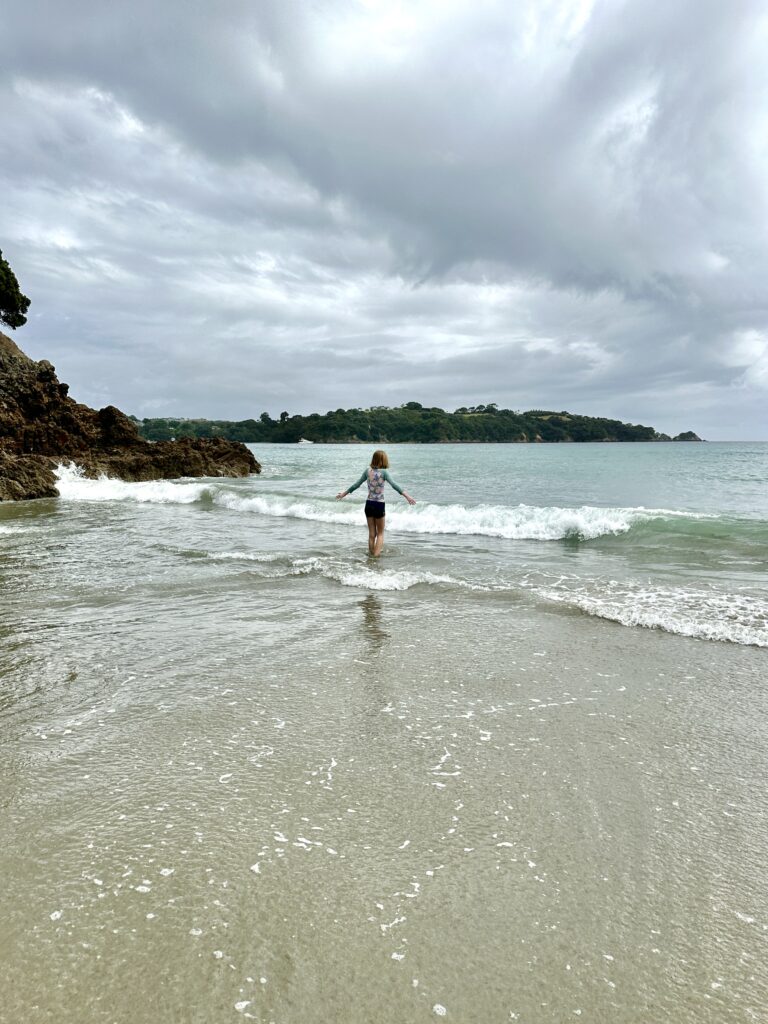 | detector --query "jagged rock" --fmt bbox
[0,449,58,501]
[0,331,260,501]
